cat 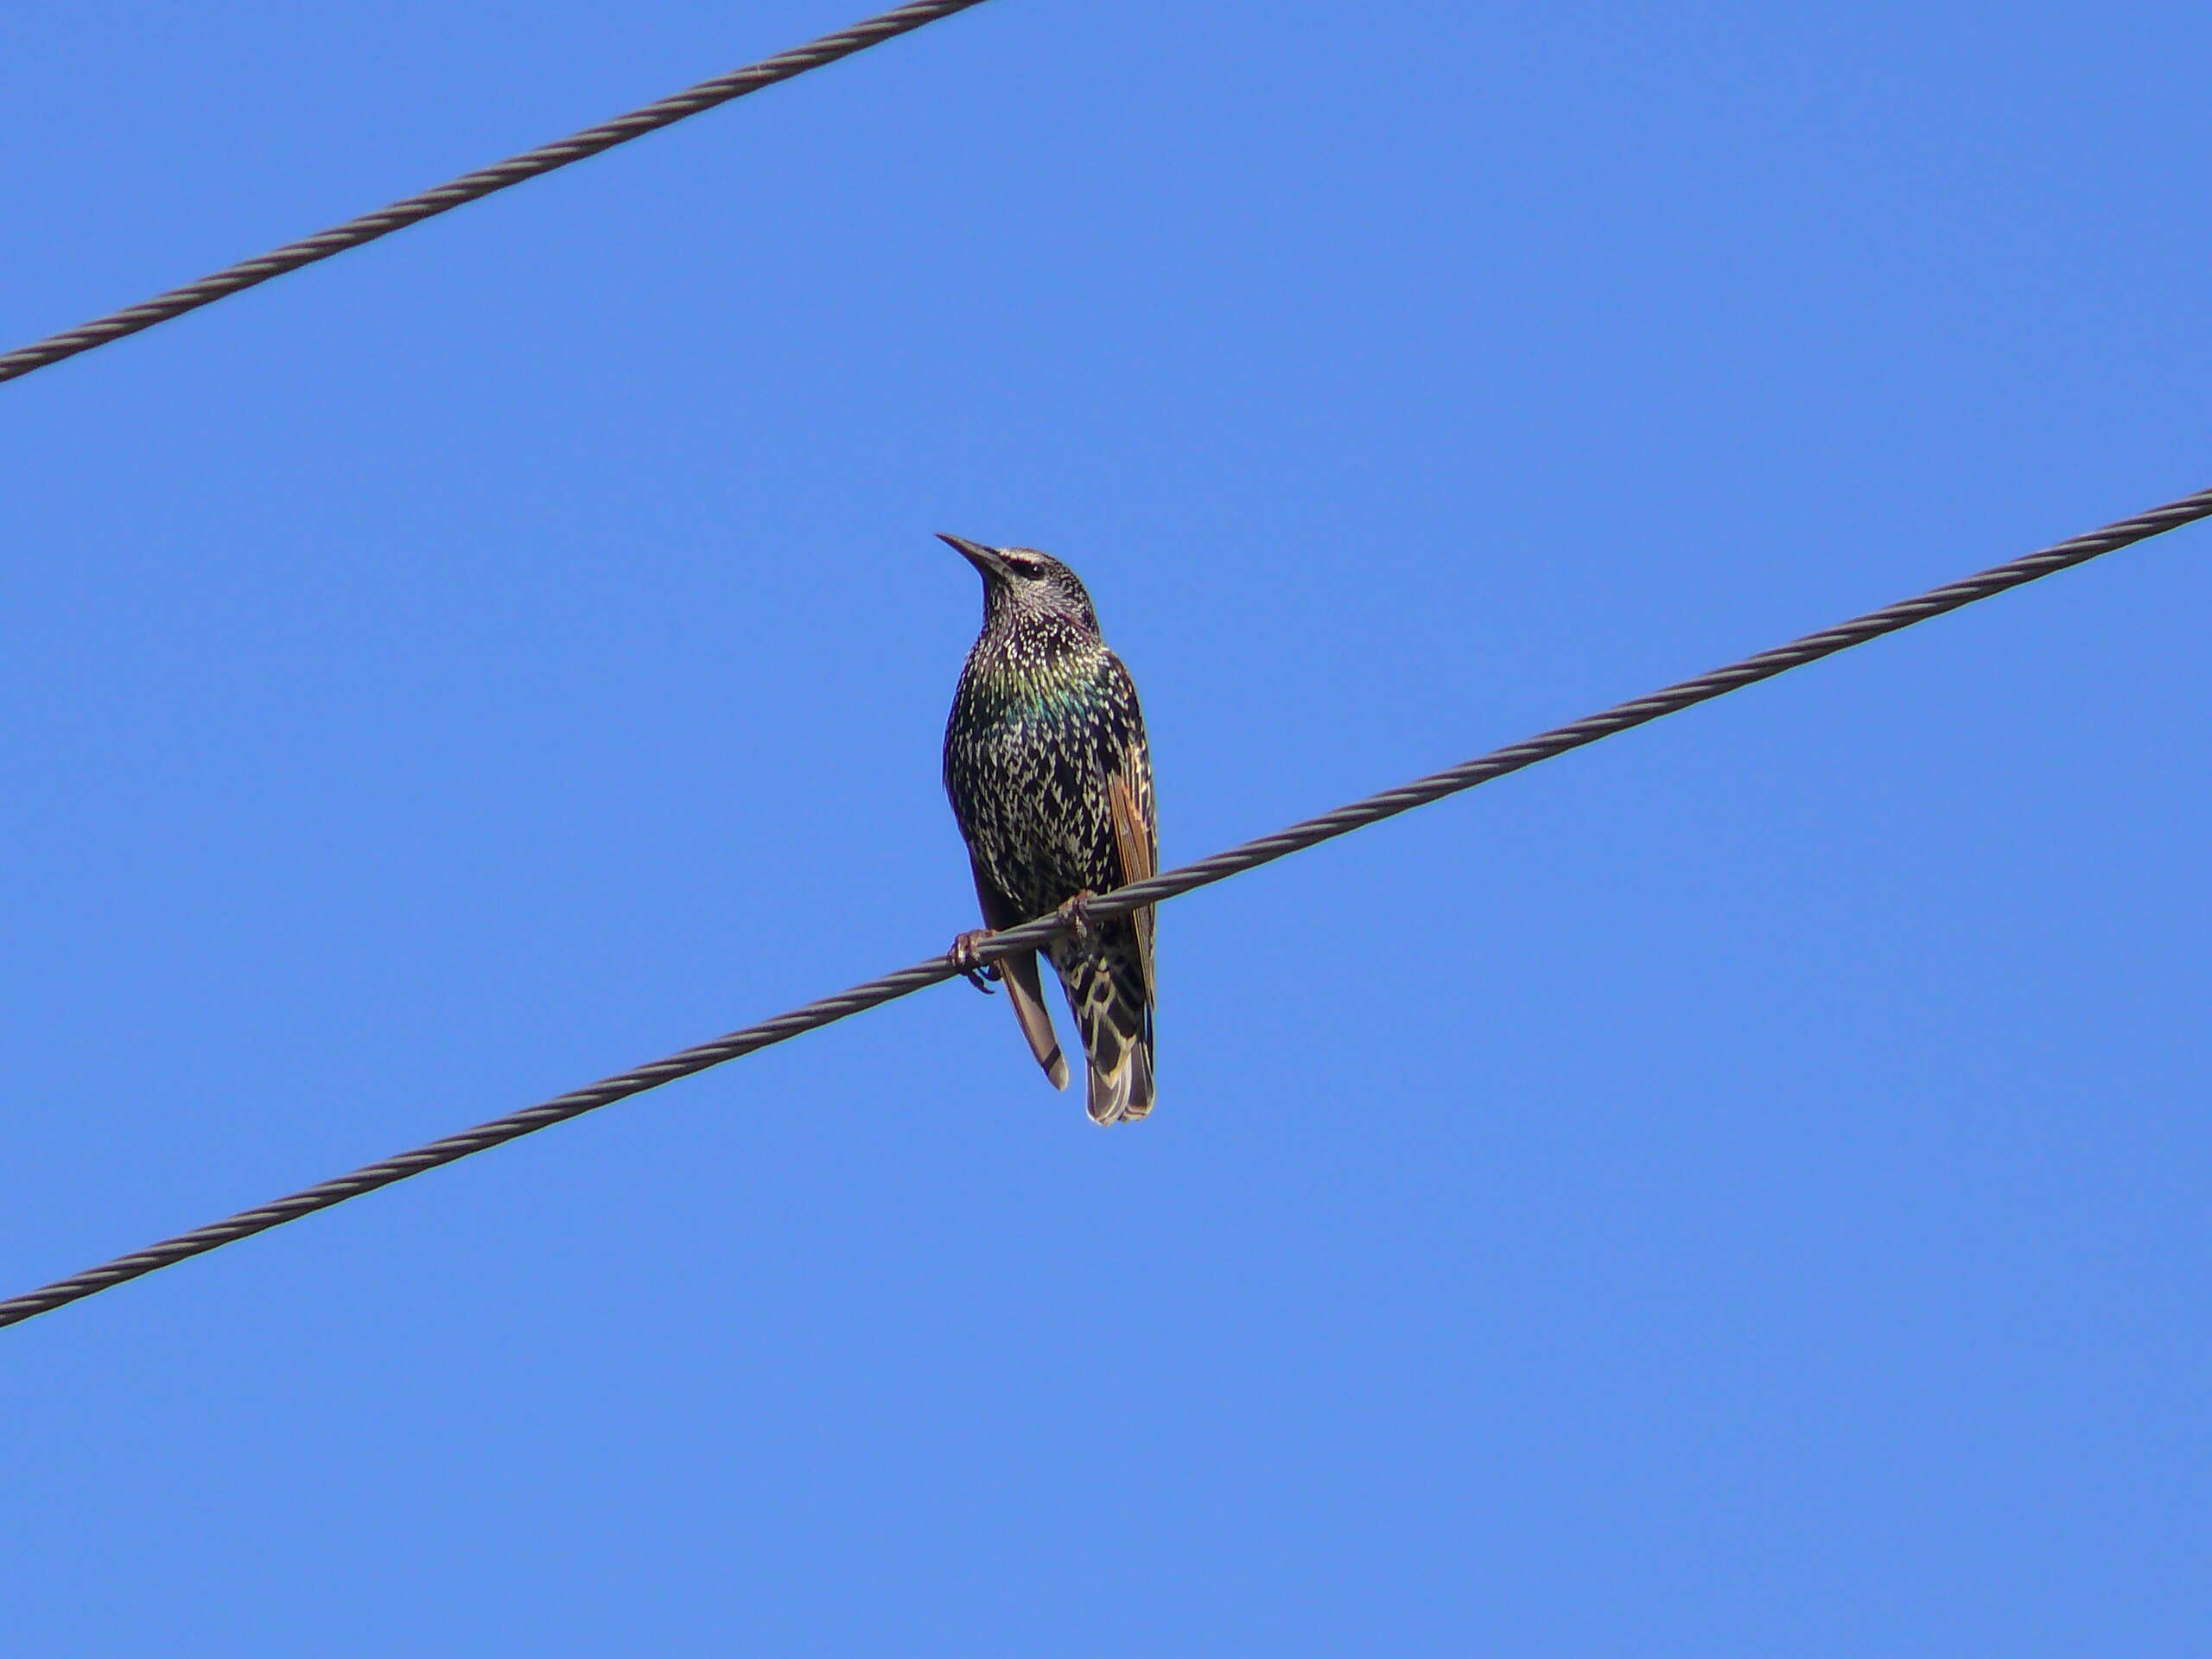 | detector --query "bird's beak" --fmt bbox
[937,532,1007,577]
